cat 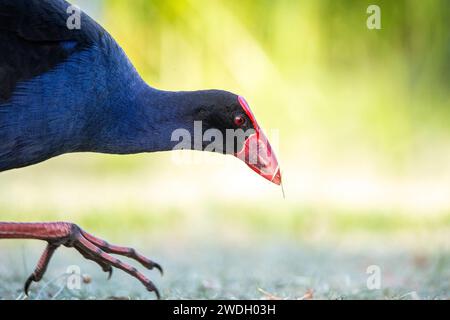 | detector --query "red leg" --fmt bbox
[0,222,74,241]
[24,243,58,294]
[0,222,162,298]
